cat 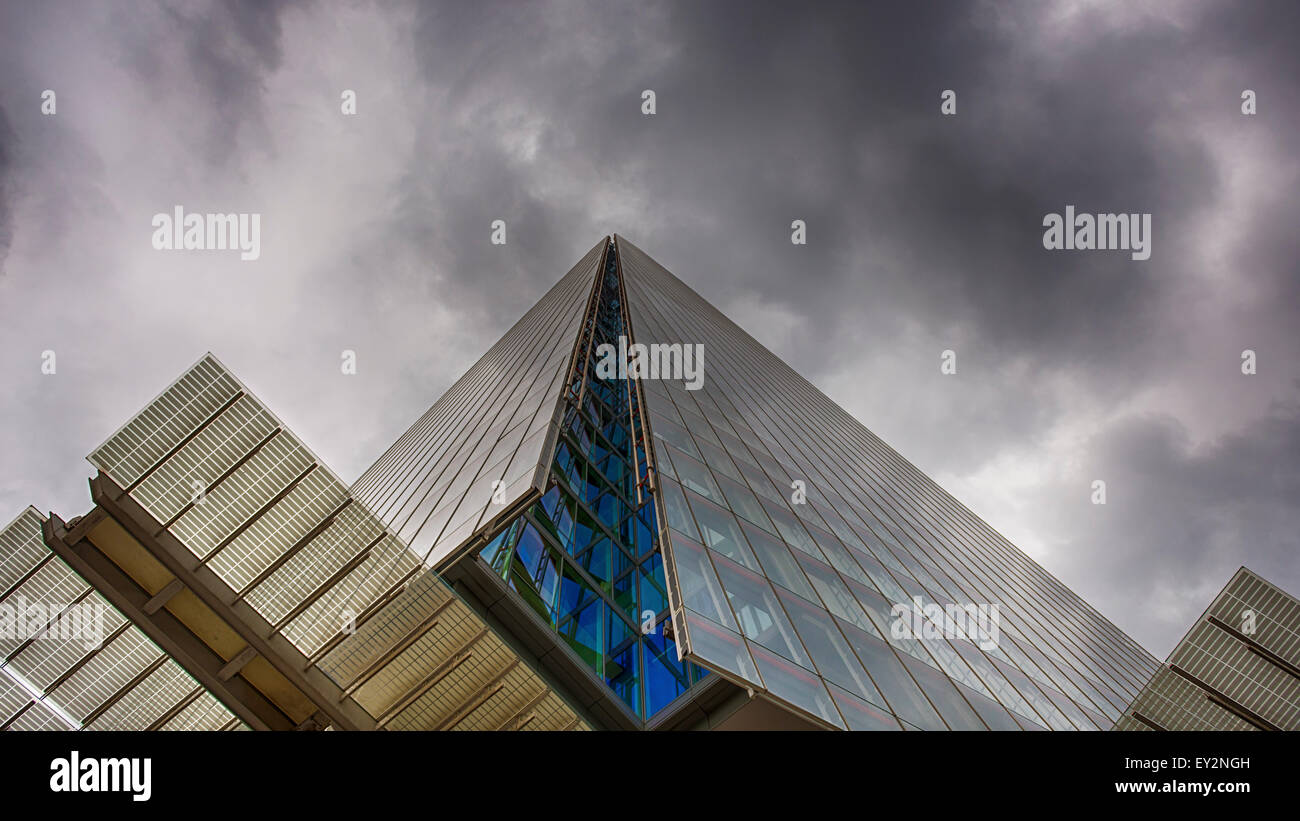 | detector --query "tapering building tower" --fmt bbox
[11,236,1165,731]
[351,239,710,727]
[352,235,1162,730]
